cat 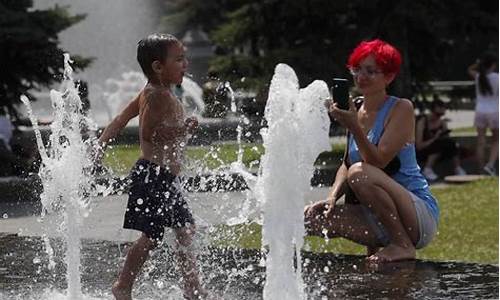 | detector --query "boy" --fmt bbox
[96,33,207,300]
